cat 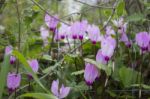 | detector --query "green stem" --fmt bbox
[15,0,21,74]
